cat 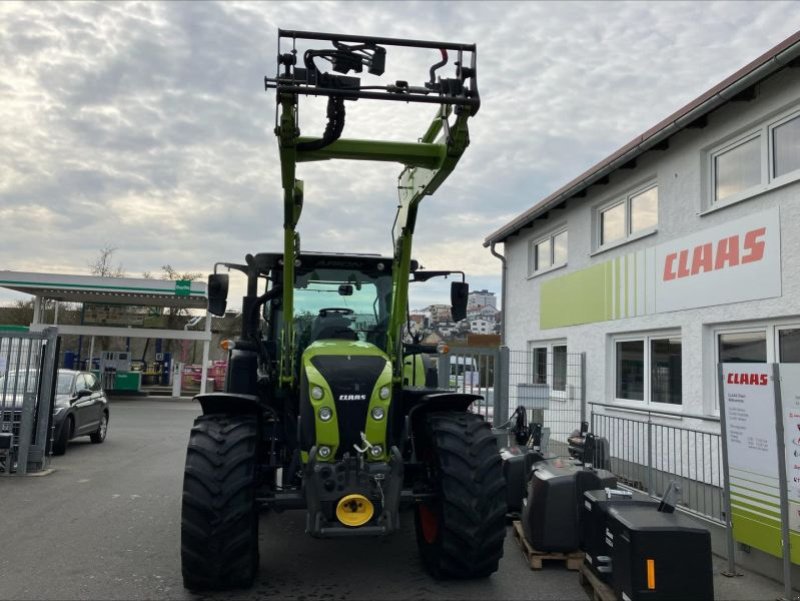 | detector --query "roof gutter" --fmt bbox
[484,34,800,247]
